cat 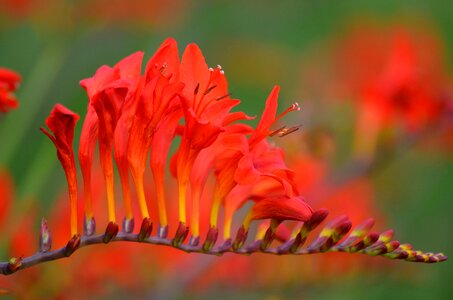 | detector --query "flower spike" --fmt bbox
[3,38,446,277]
